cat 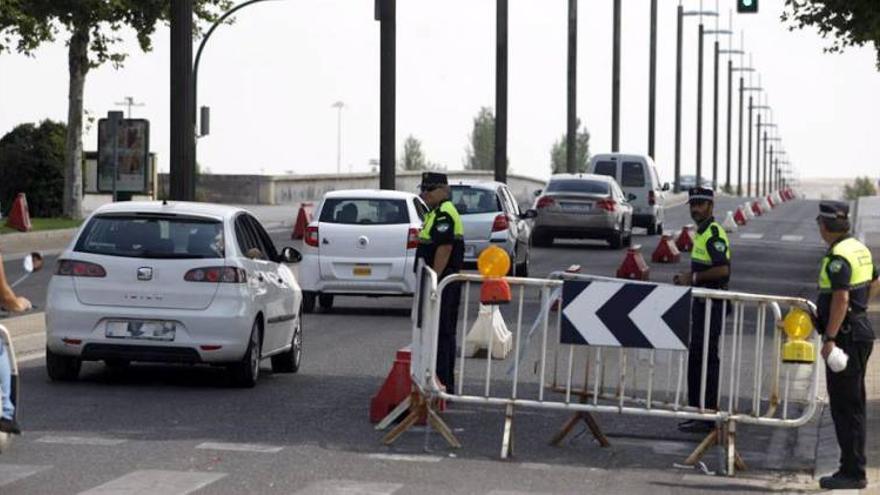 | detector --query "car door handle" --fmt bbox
[322,238,329,245]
